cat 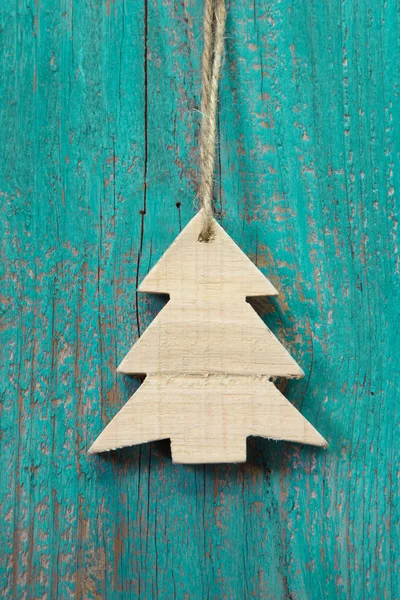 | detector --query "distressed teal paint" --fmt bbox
[0,0,399,597]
